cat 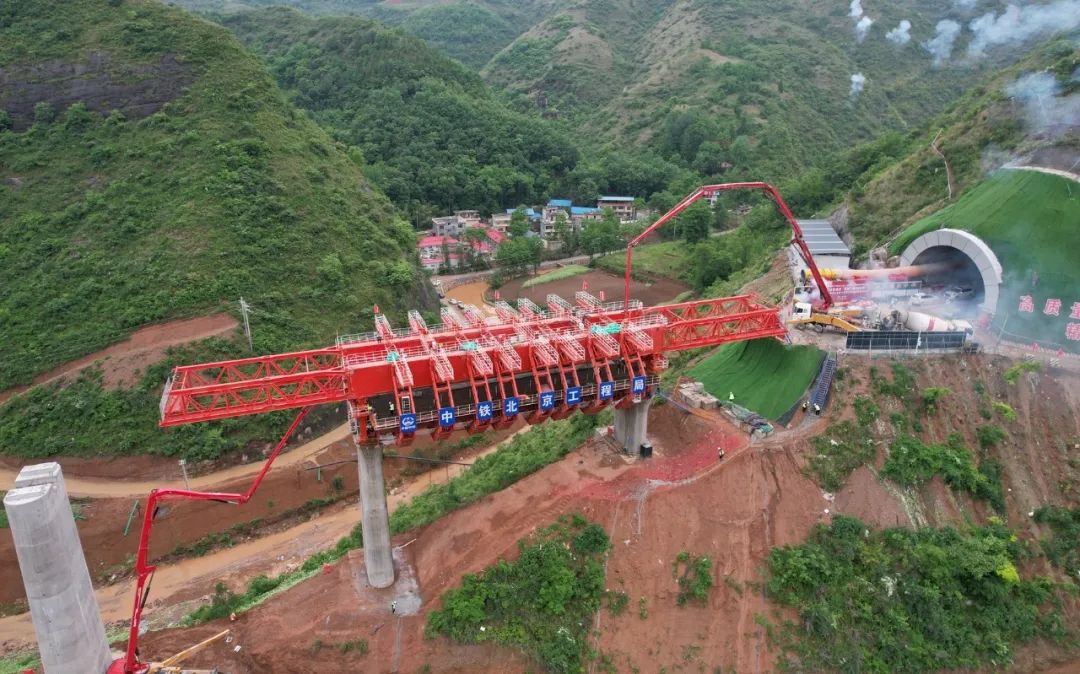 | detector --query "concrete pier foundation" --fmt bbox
[357,445,395,588]
[613,398,651,454]
[3,463,111,674]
